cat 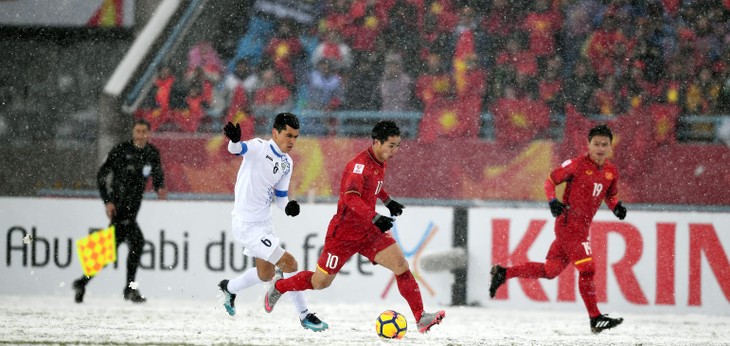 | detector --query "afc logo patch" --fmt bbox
[353,163,364,174]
